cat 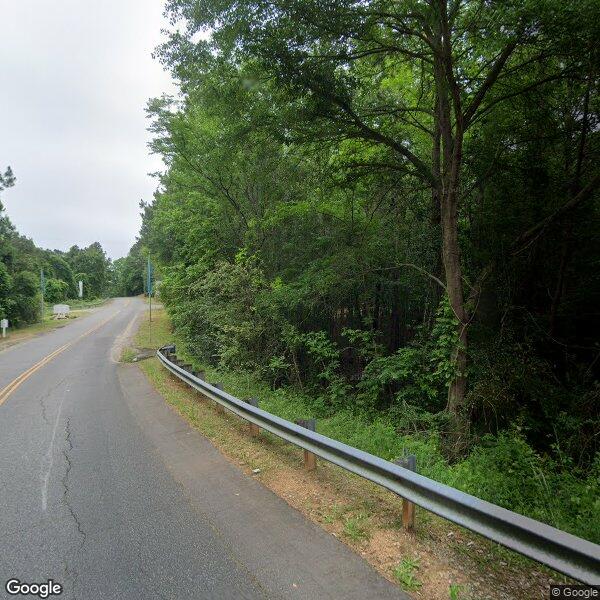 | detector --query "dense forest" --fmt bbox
[0,167,114,324]
[135,0,599,540]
